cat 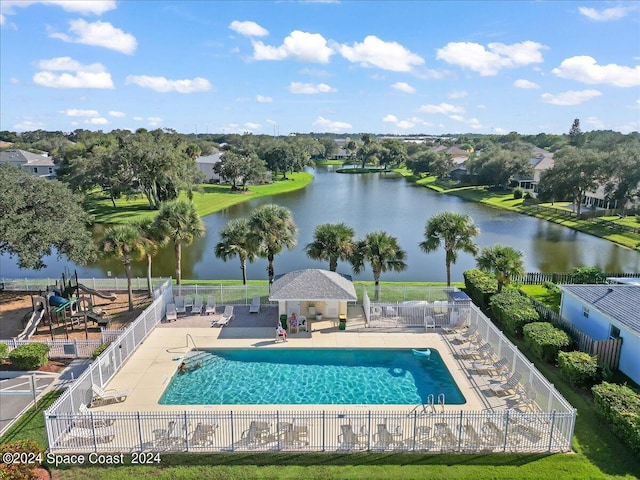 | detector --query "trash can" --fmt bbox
[339,314,347,330]
[280,314,288,330]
